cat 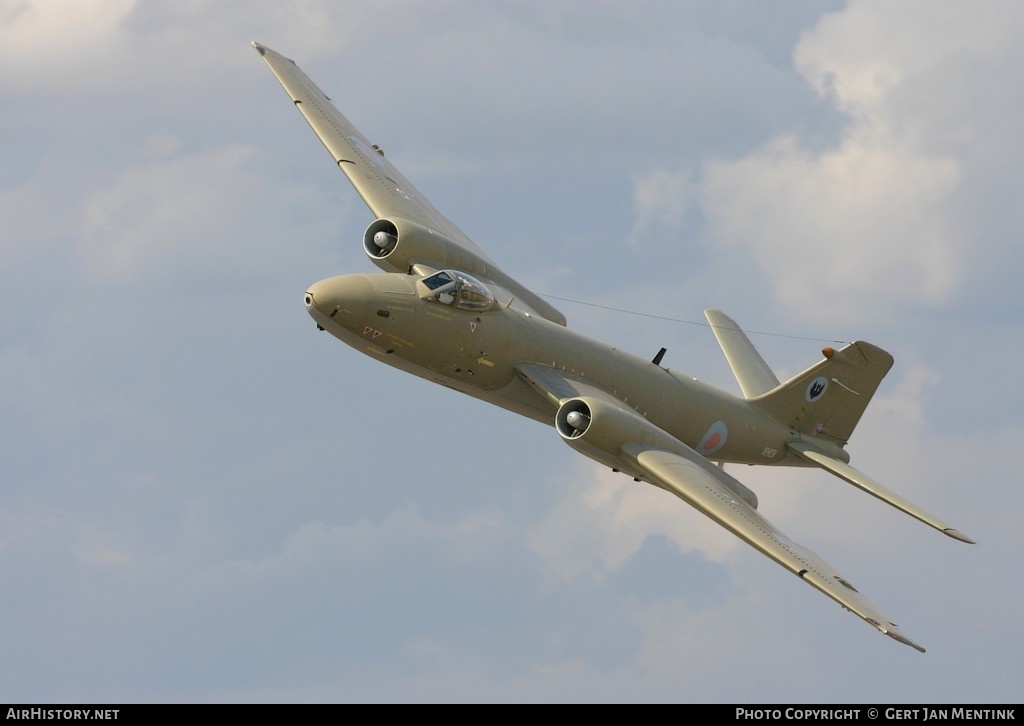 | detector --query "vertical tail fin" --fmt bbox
[752,341,894,449]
